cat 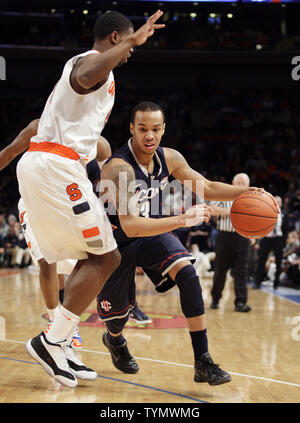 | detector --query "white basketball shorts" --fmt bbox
[17,145,117,264]
[18,198,77,274]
